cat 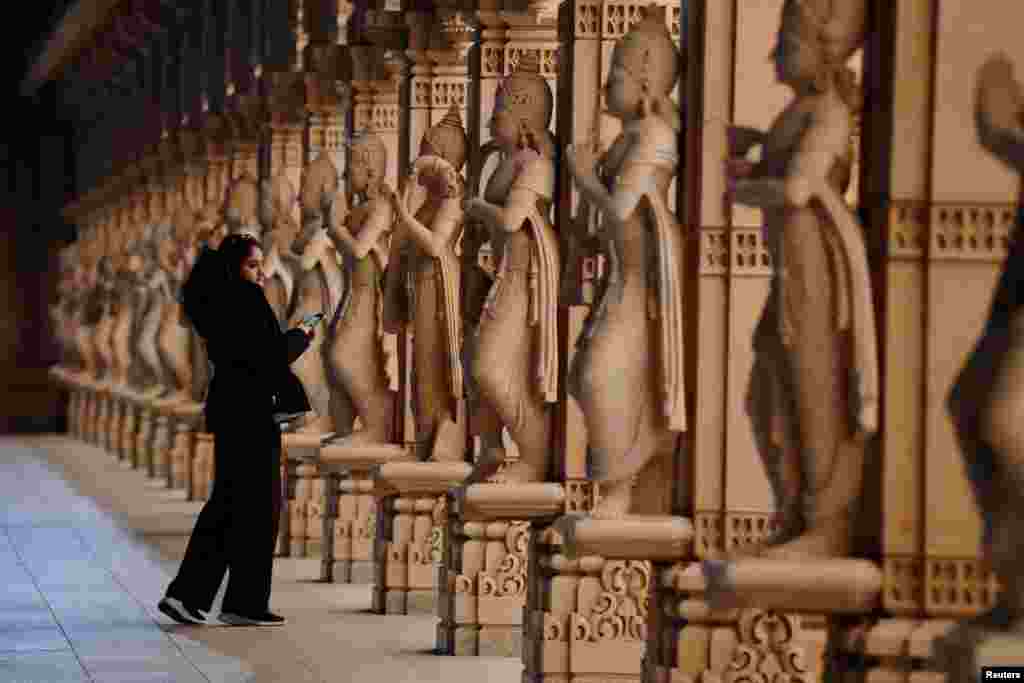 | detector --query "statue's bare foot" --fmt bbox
[328,428,388,447]
[491,461,544,484]
[592,479,632,519]
[758,512,852,560]
[464,448,507,485]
